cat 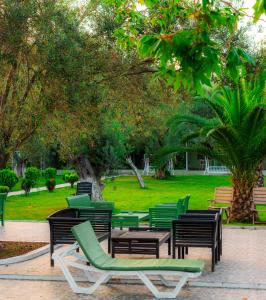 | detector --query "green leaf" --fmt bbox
[253,0,266,22]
